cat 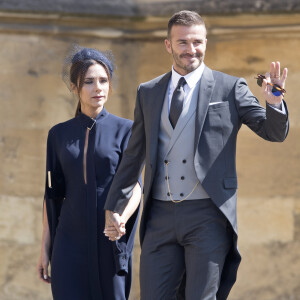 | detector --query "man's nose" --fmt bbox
[187,43,196,54]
